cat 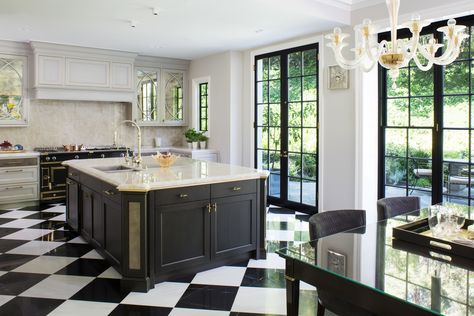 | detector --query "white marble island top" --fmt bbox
[63,156,269,192]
